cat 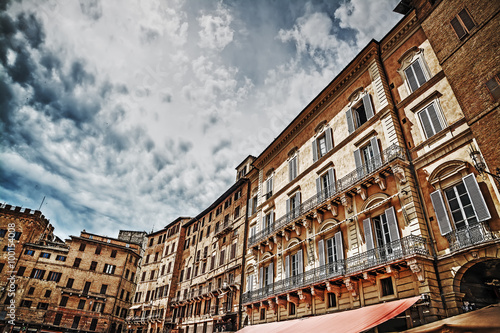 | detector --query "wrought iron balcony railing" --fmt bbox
[242,235,427,304]
[214,219,234,238]
[249,144,406,246]
[445,221,494,252]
